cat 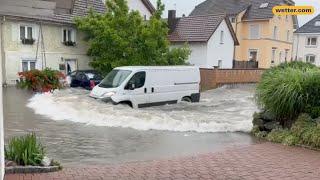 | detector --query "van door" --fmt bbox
[123,71,148,108]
